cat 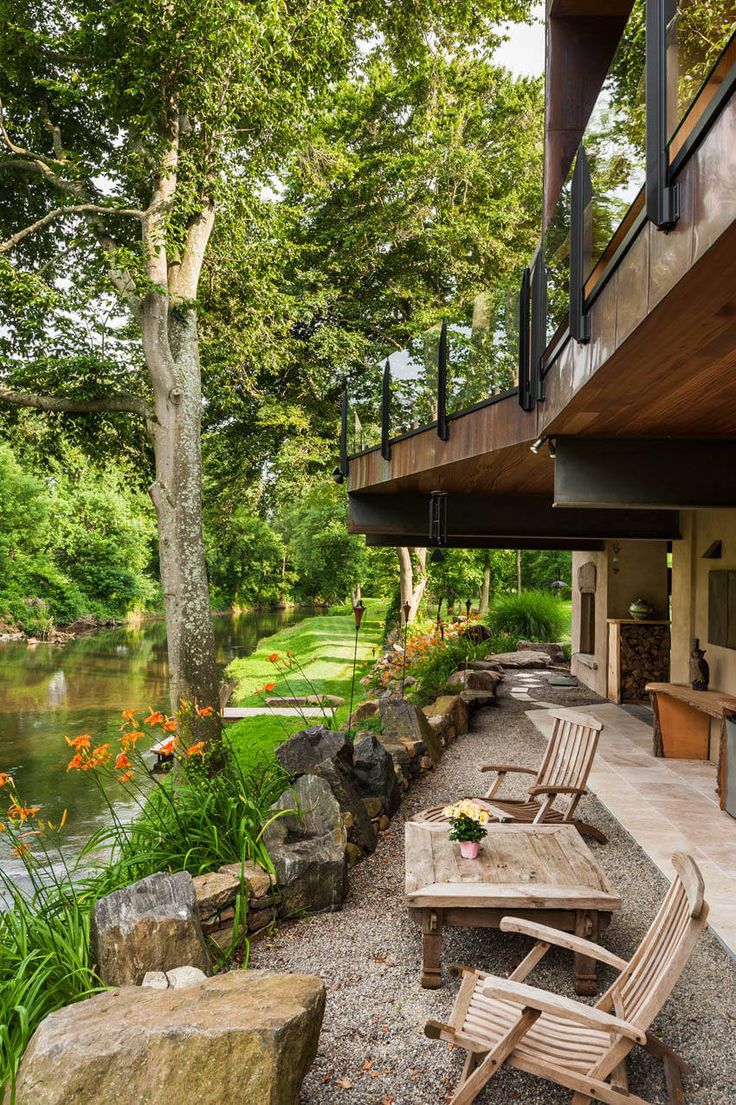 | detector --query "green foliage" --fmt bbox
[488,590,569,642]
[286,482,367,605]
[0,443,158,632]
[382,586,403,642]
[520,550,571,592]
[206,511,287,610]
[408,636,486,706]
